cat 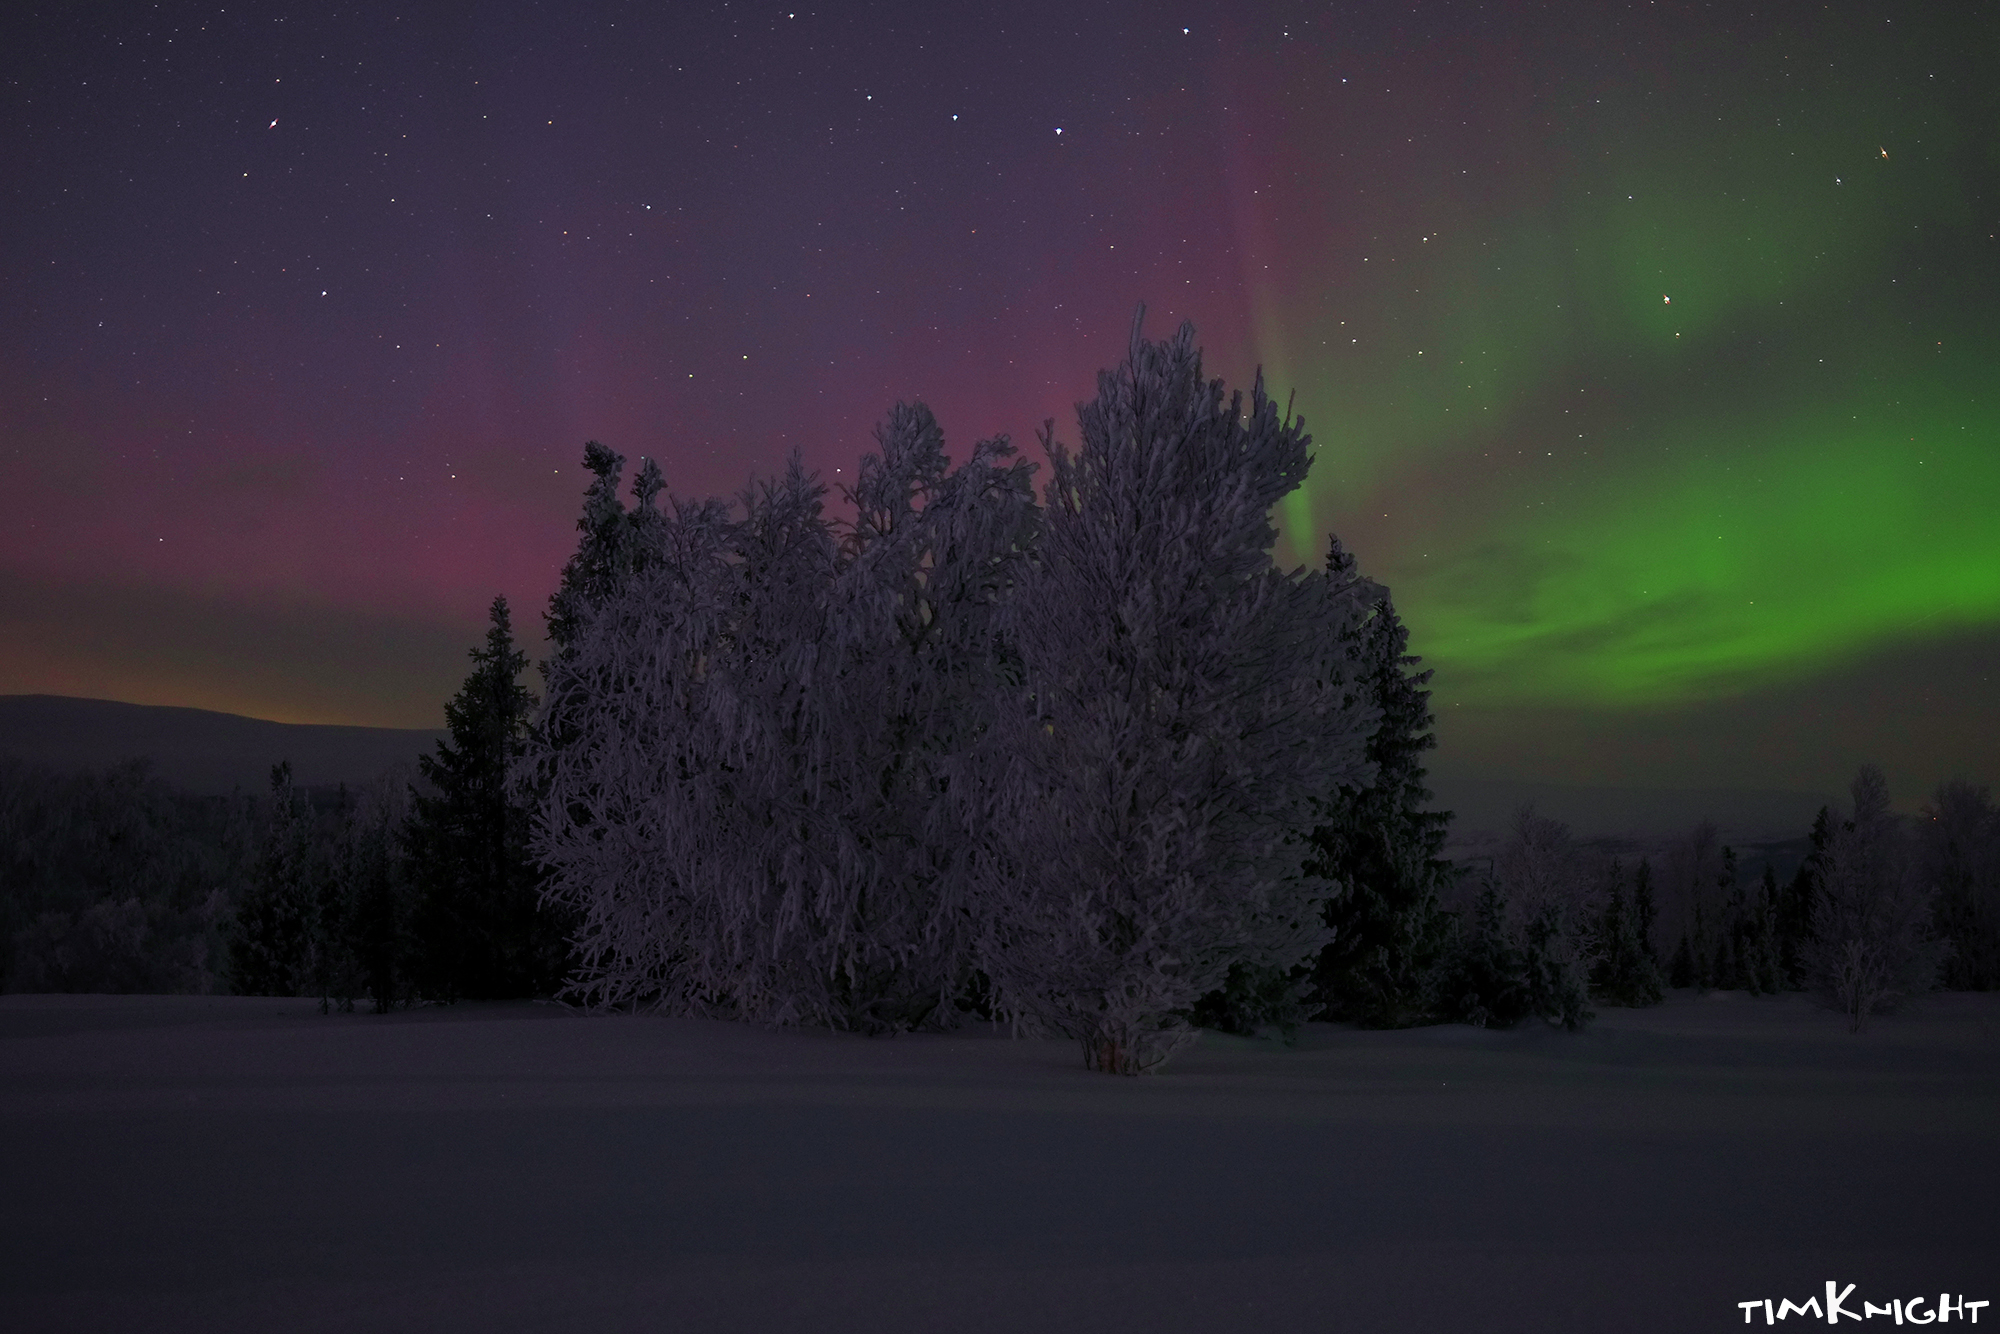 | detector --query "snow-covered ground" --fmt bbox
[3,990,1994,1333]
